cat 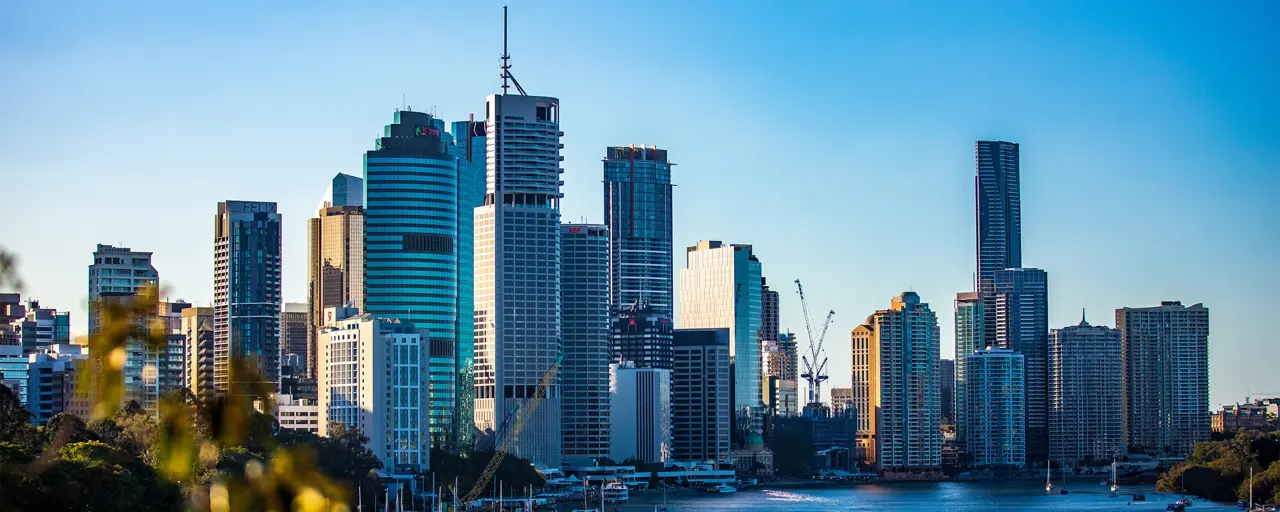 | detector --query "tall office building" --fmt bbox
[364,110,460,450]
[603,145,674,316]
[88,244,159,335]
[679,240,763,428]
[763,332,798,417]
[671,328,731,464]
[213,200,282,392]
[317,307,430,474]
[830,387,855,417]
[281,303,308,361]
[763,331,798,381]
[560,223,611,466]
[993,267,1048,463]
[307,173,365,381]
[1117,301,1210,457]
[612,303,674,370]
[183,307,215,402]
[1049,313,1123,464]
[965,347,1026,468]
[974,140,1021,348]
[851,292,942,474]
[473,93,564,468]
[940,359,955,426]
[450,118,487,452]
[953,291,983,450]
[609,361,671,464]
[759,278,780,344]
